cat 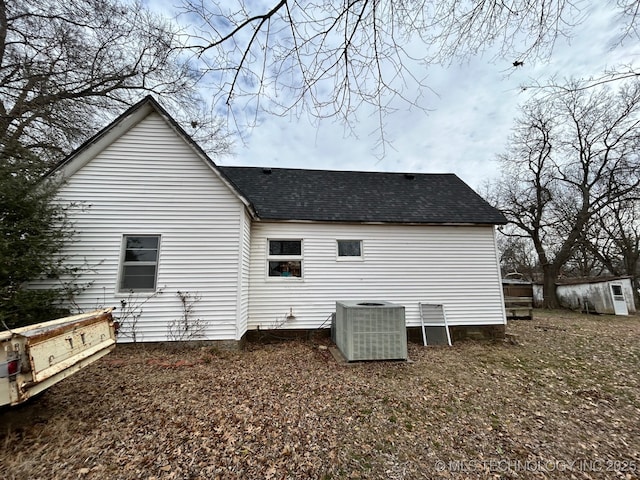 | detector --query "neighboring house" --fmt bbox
[533,277,636,315]
[44,96,508,345]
